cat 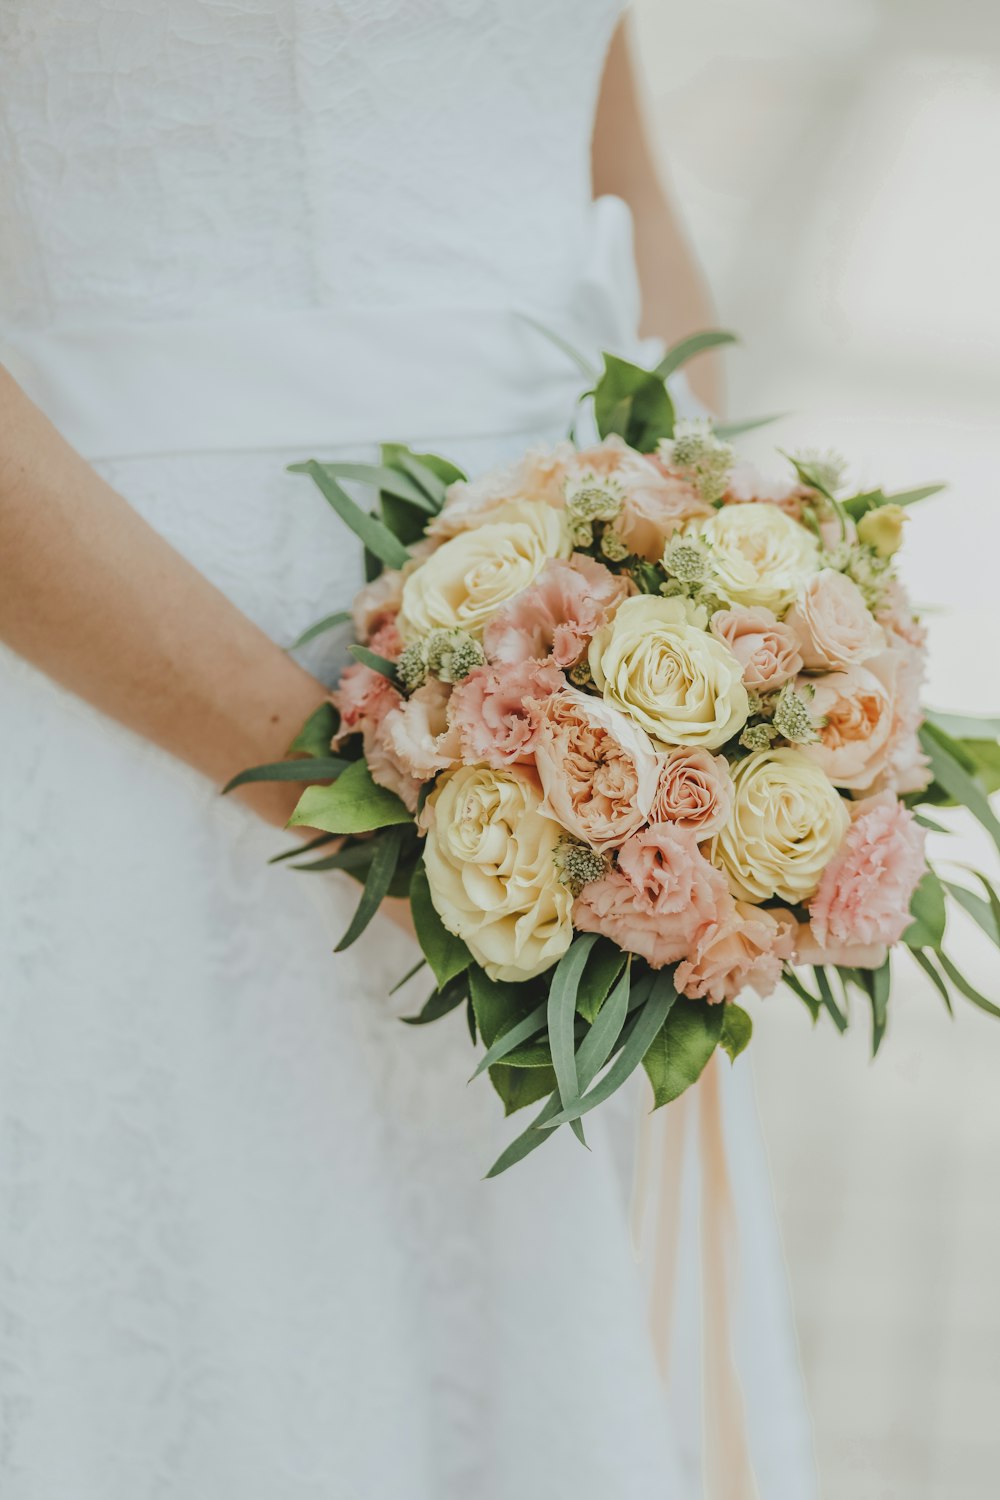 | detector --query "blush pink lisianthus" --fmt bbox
[676,902,795,1005]
[532,688,660,852]
[710,606,803,692]
[448,658,565,768]
[483,554,630,669]
[808,791,927,951]
[651,747,734,840]
[573,824,733,969]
